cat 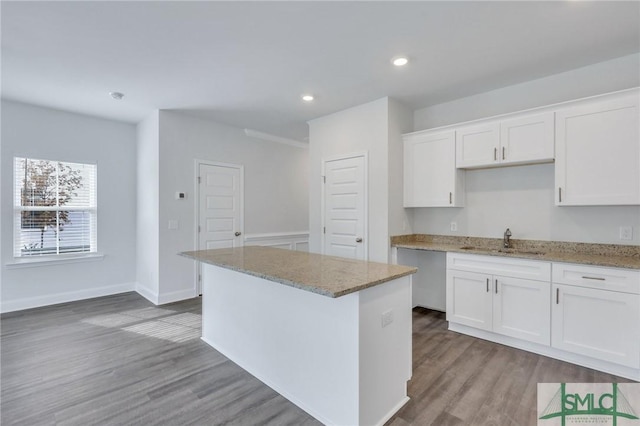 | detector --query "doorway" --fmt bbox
[322,154,367,261]
[196,160,244,293]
